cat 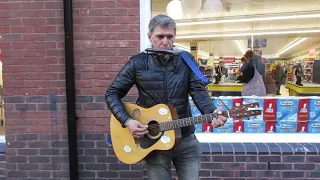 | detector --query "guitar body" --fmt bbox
[110,103,181,164]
